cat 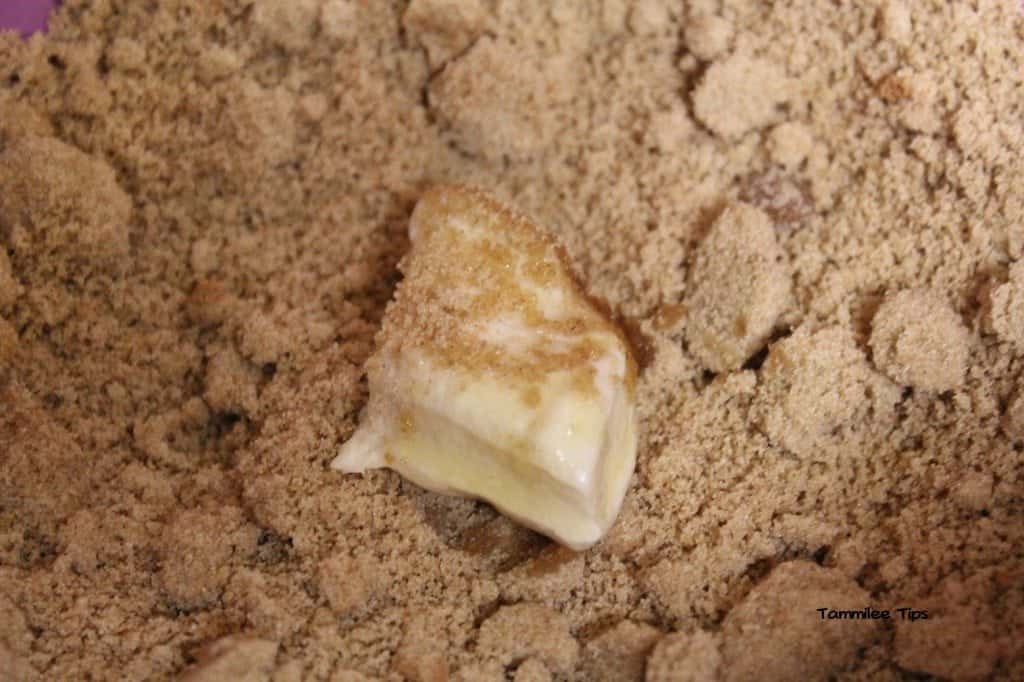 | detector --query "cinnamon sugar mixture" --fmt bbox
[0,1,1022,680]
